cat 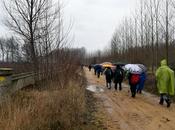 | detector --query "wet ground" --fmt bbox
[85,68,175,130]
[86,85,104,93]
